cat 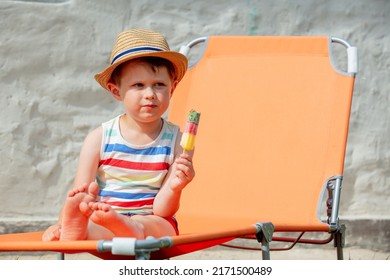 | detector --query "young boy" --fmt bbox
[42,29,194,241]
